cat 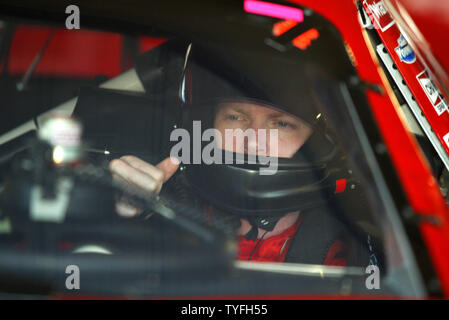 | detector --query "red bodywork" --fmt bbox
[6,27,165,78]
[286,0,449,297]
[4,0,449,299]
